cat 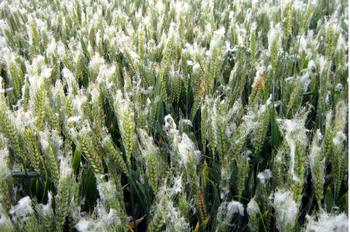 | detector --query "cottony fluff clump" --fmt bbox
[247,198,260,216]
[9,196,34,222]
[165,198,190,231]
[164,114,199,167]
[267,23,282,52]
[309,130,323,169]
[37,192,53,218]
[178,133,200,166]
[217,200,244,226]
[257,169,272,184]
[138,128,158,159]
[305,211,348,232]
[59,155,72,179]
[271,189,298,231]
[0,204,13,231]
[277,115,308,181]
[75,203,121,232]
[247,197,260,231]
[164,114,180,138]
[96,177,118,204]
[0,147,10,178]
